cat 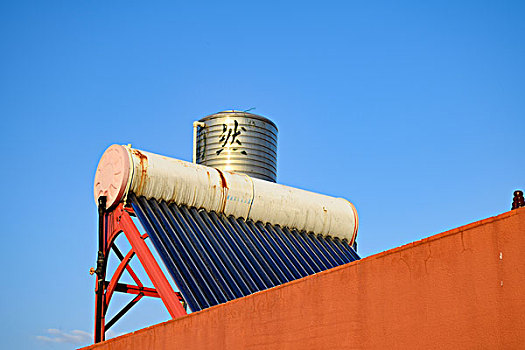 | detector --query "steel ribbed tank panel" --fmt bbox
[130,195,359,312]
[195,111,278,182]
